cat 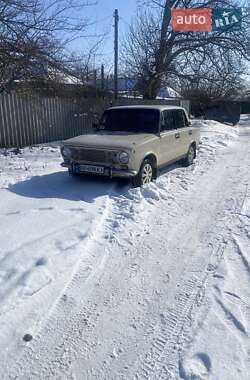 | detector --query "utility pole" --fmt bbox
[101,64,105,92]
[93,69,97,97]
[114,9,119,100]
[93,69,97,86]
